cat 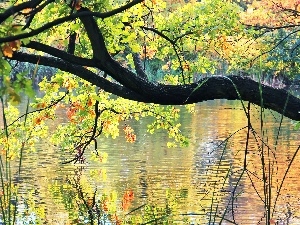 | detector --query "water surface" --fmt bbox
[17,100,300,224]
